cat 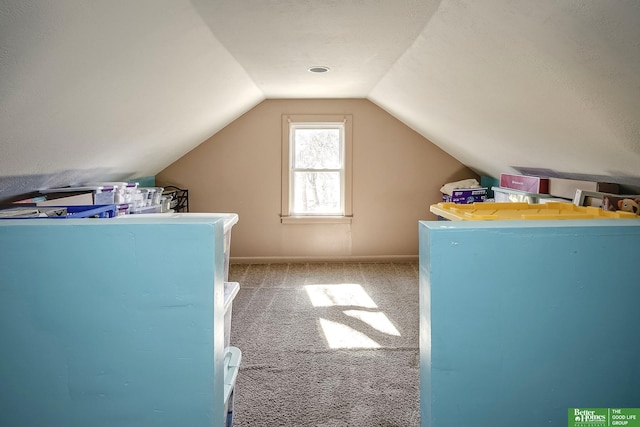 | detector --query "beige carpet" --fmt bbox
[227,262,420,427]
